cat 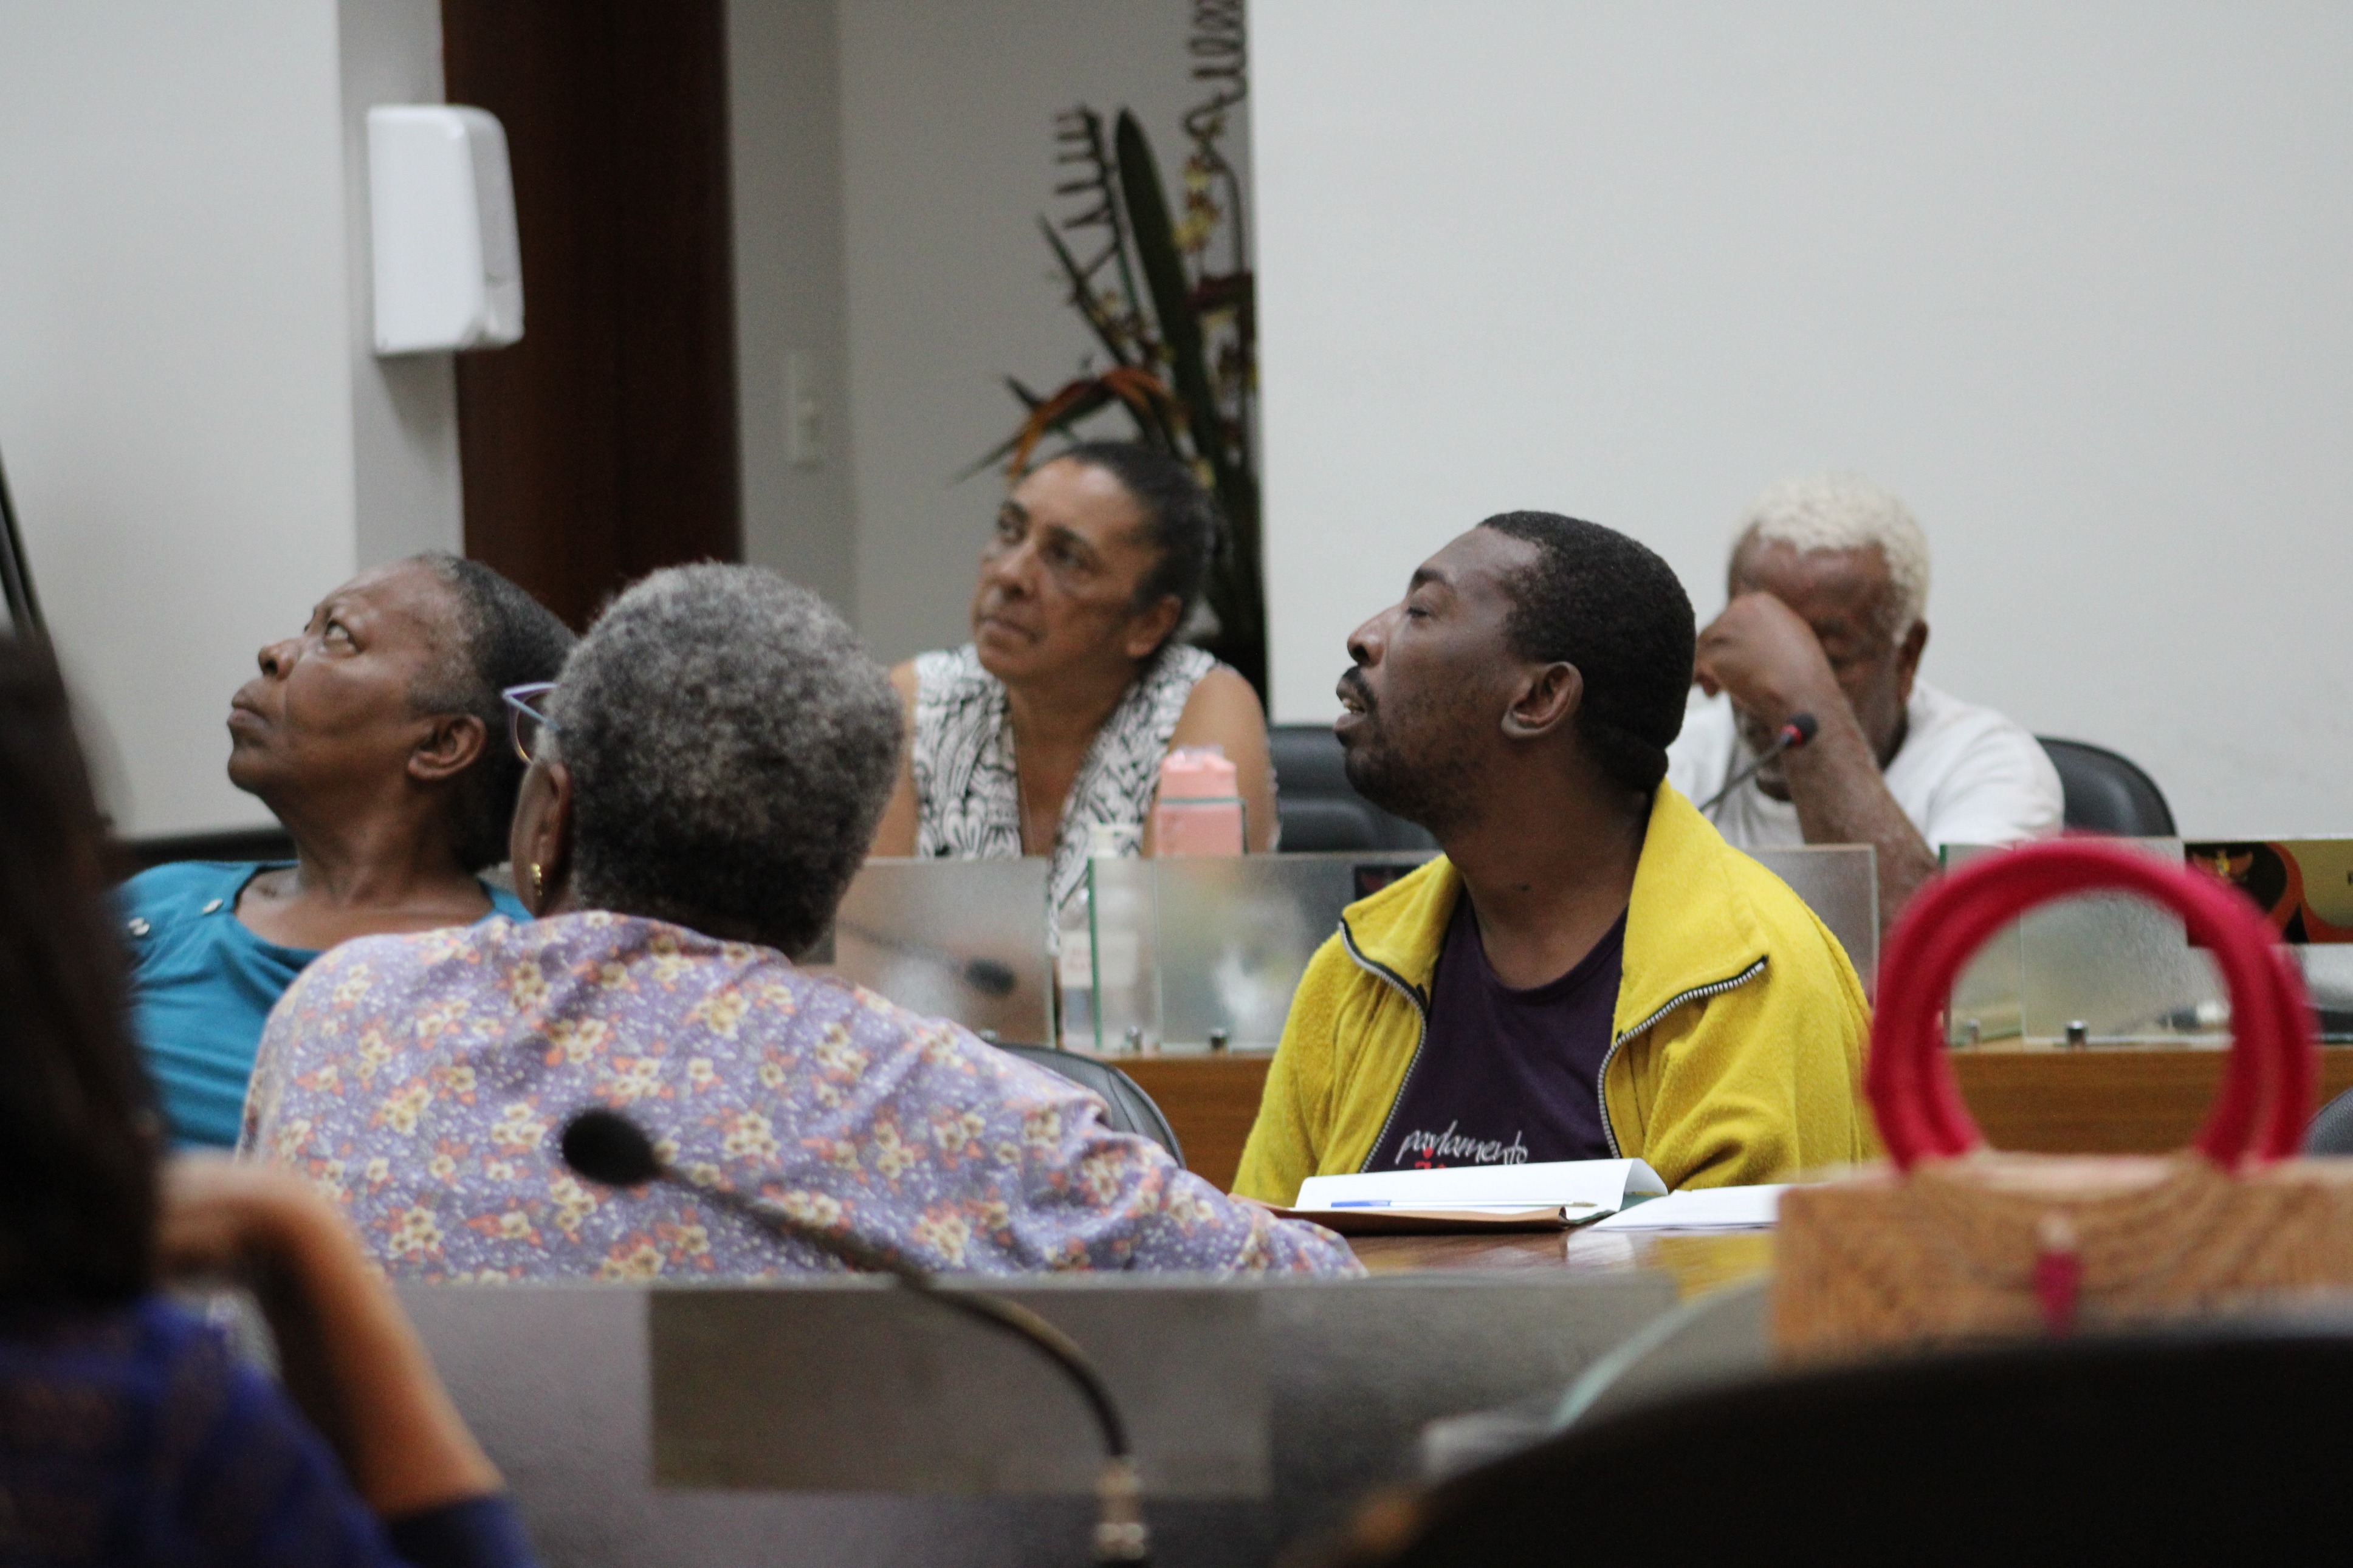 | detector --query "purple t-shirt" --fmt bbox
[1371,895,1627,1171]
